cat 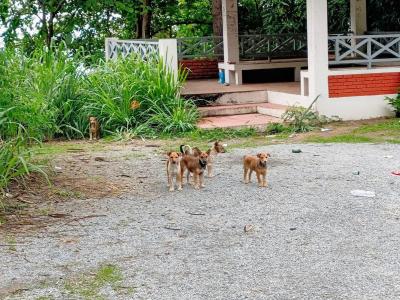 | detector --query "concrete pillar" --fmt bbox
[159,39,179,81]
[222,0,239,84]
[350,0,367,35]
[306,0,329,112]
